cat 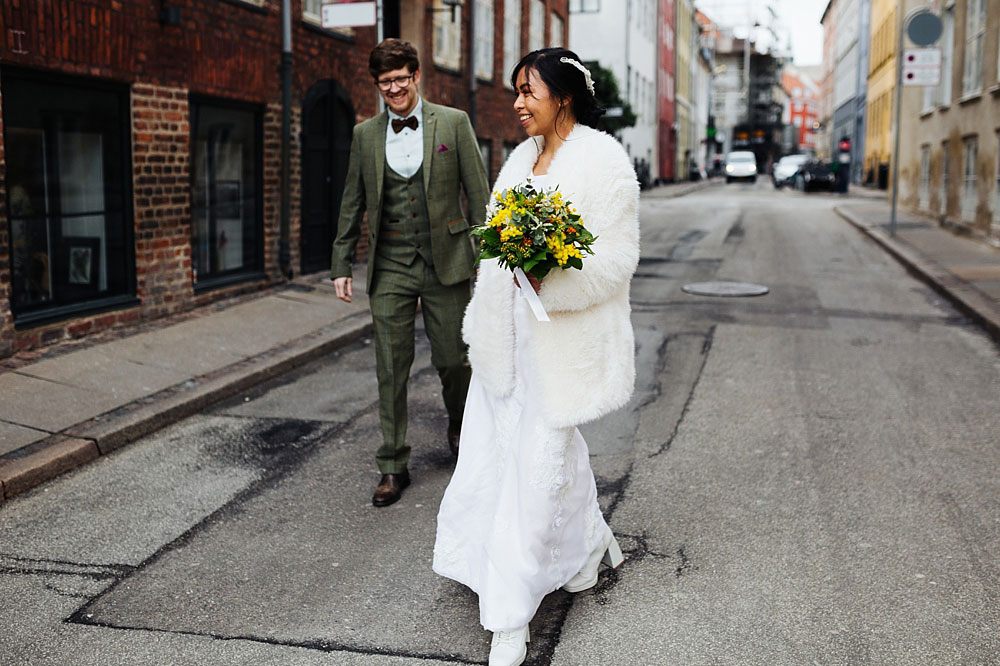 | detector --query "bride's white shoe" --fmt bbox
[489,625,530,666]
[562,528,625,592]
